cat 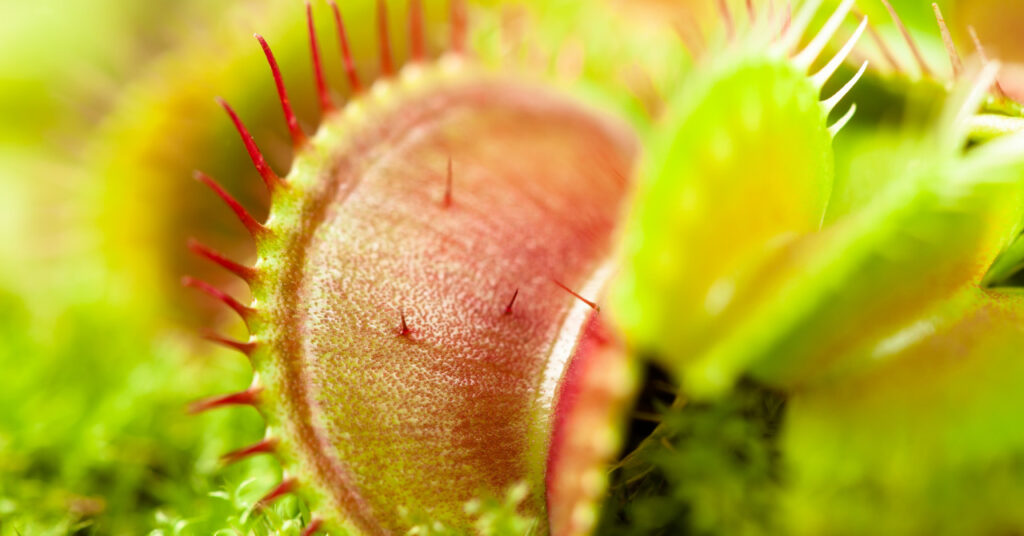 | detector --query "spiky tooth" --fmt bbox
[187,238,257,282]
[779,0,825,54]
[932,3,963,79]
[194,171,269,239]
[188,388,261,414]
[794,0,855,69]
[822,60,868,113]
[451,0,468,54]
[717,0,734,40]
[780,1,792,35]
[811,16,868,88]
[301,518,324,536]
[255,478,297,511]
[256,34,307,148]
[306,1,334,113]
[860,14,902,72]
[967,26,1009,98]
[377,0,394,76]
[216,98,284,193]
[763,0,787,39]
[828,103,857,136]
[329,0,363,92]
[410,0,425,62]
[674,10,706,59]
[182,276,255,323]
[222,437,278,464]
[879,0,932,77]
[201,330,258,357]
